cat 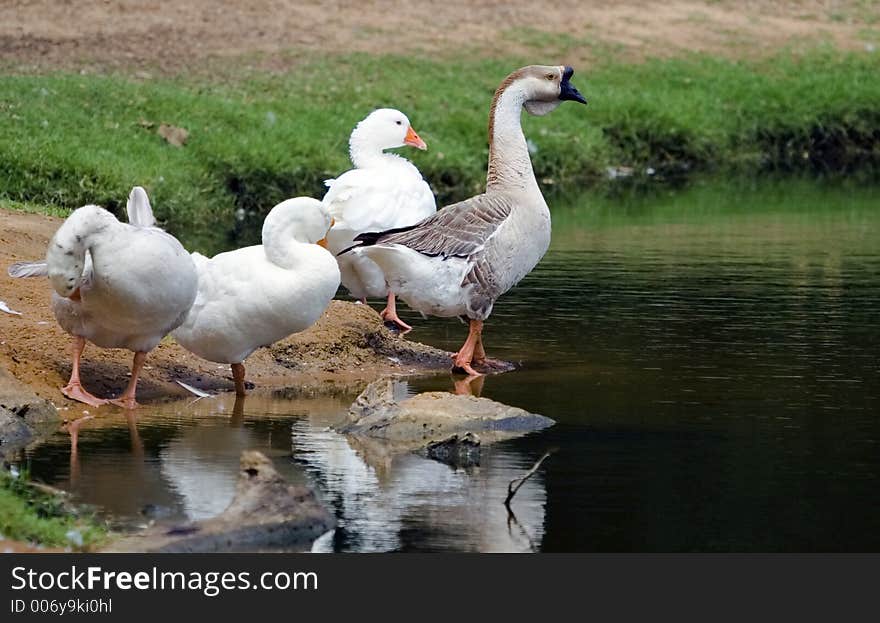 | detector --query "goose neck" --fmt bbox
[486,83,537,193]
[262,227,305,269]
[349,130,387,169]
